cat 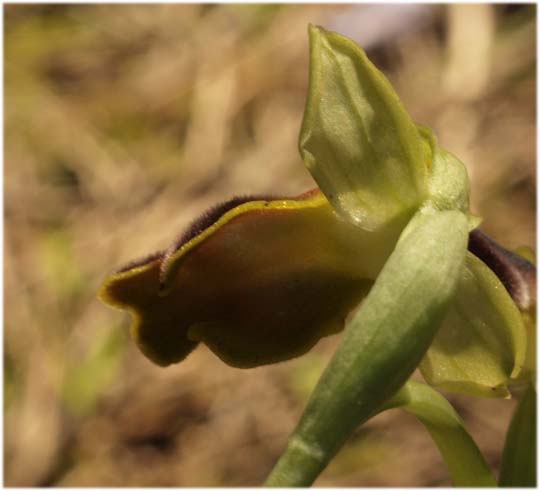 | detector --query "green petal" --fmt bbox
[99,190,407,368]
[421,252,527,398]
[417,126,481,231]
[299,25,429,231]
